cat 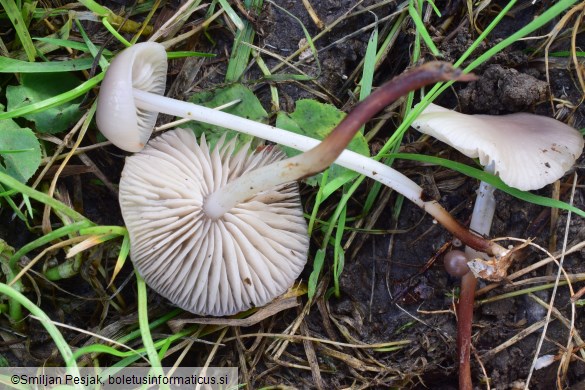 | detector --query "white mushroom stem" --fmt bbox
[465,163,496,260]
[468,180,496,238]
